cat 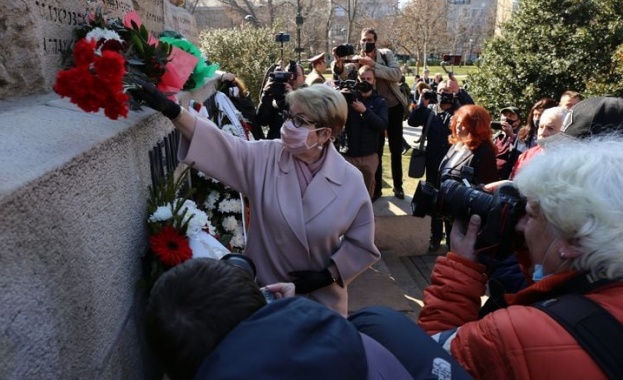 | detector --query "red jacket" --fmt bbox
[418,253,623,379]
